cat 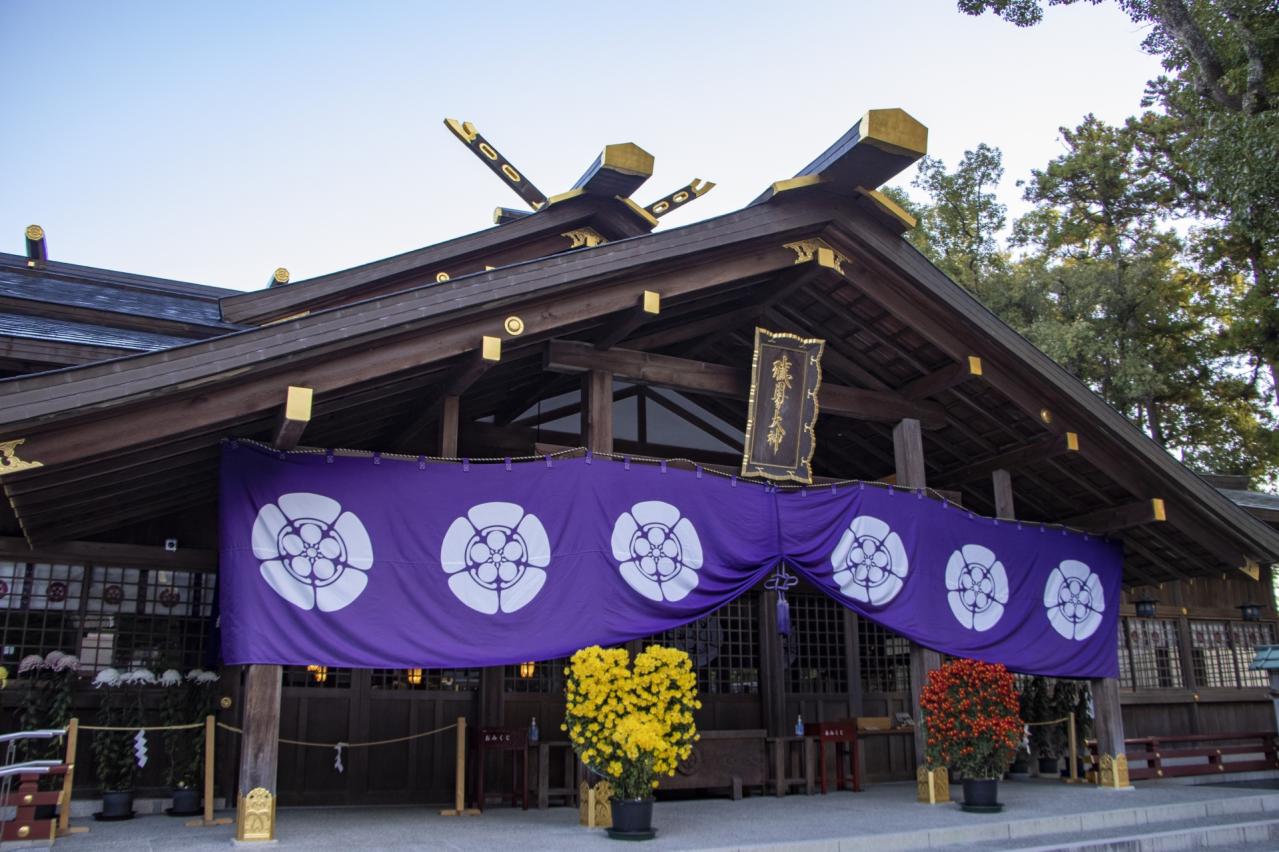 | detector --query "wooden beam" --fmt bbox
[545,341,946,428]
[992,469,1015,520]
[571,143,654,199]
[271,386,313,451]
[900,356,983,400]
[237,664,282,839]
[583,370,613,453]
[0,536,217,572]
[645,389,743,451]
[1089,676,1128,785]
[1065,498,1167,534]
[932,432,1079,488]
[892,418,926,490]
[439,395,460,458]
[443,118,548,210]
[594,290,661,350]
[390,343,501,451]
